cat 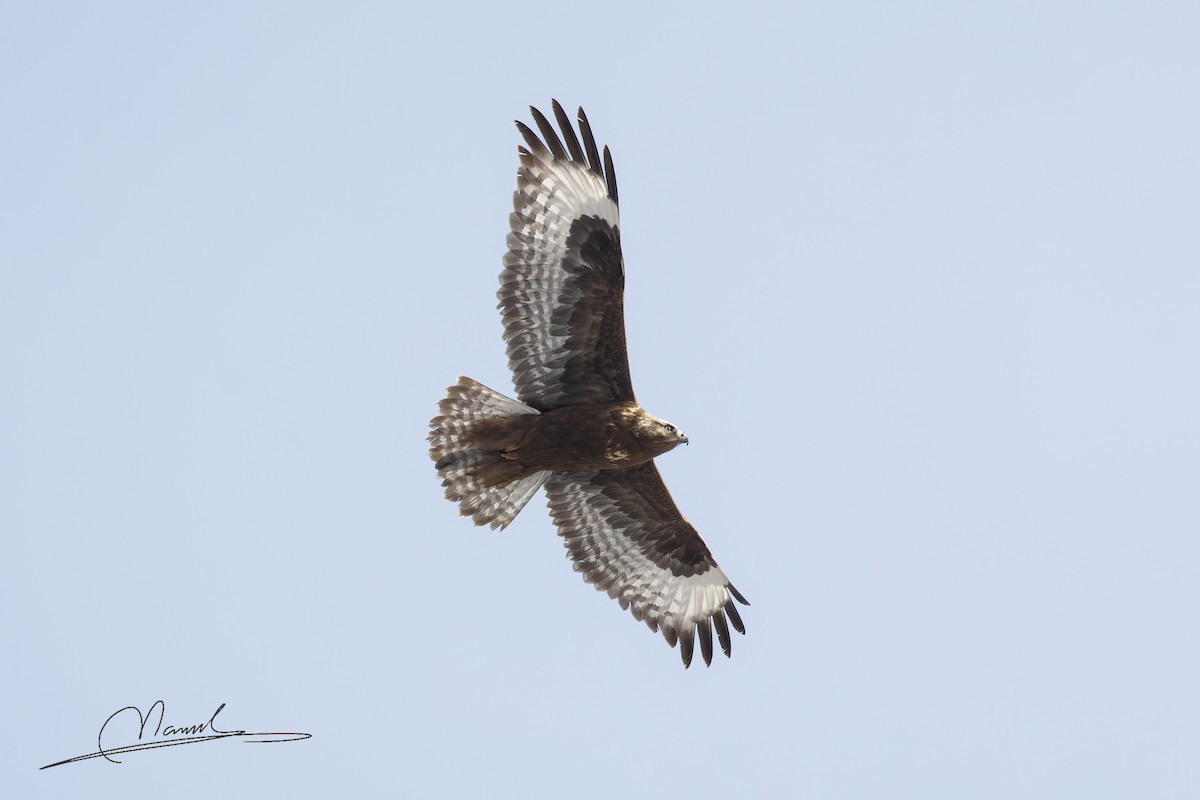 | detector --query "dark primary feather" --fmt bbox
[698,617,714,667]
[679,627,695,668]
[602,145,618,204]
[576,108,606,184]
[530,105,569,160]
[552,100,587,164]
[515,121,547,156]
[725,598,746,634]
[713,611,732,657]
